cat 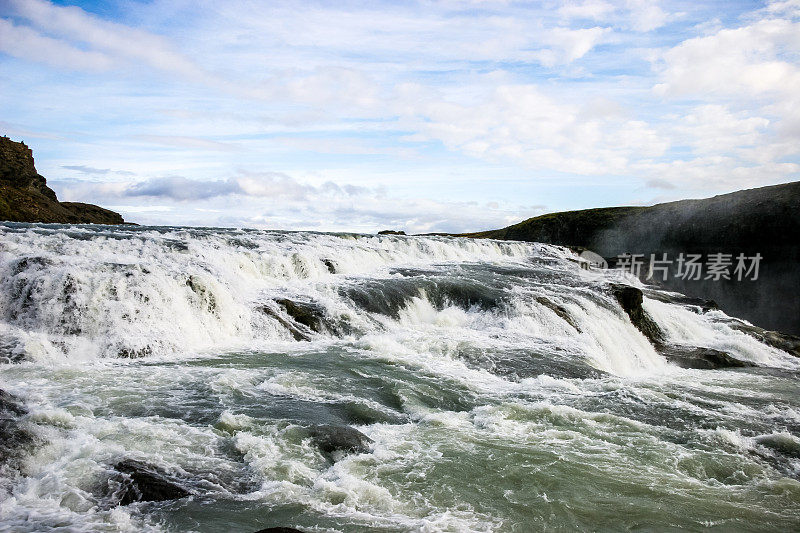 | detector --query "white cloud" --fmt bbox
[673,105,770,155]
[534,26,612,66]
[558,1,616,21]
[49,173,536,234]
[653,18,800,97]
[644,13,800,191]
[7,0,206,80]
[405,84,668,175]
[626,0,669,32]
[2,0,799,228]
[0,18,113,70]
[765,0,800,16]
[134,135,242,152]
